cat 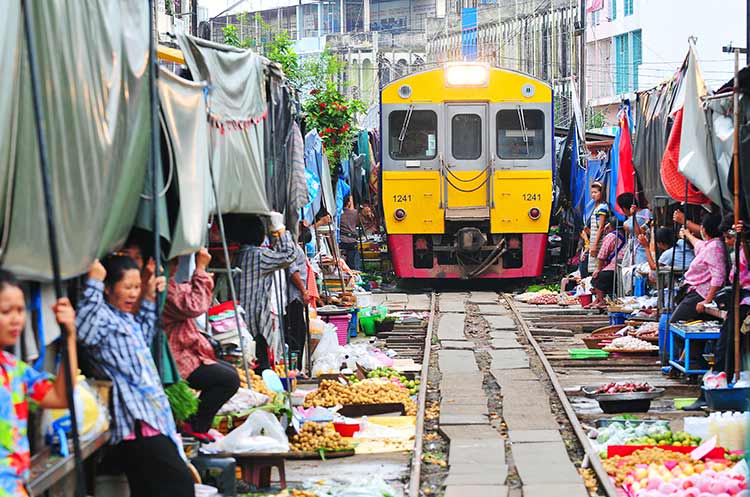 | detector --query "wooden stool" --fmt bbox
[234,454,286,490]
